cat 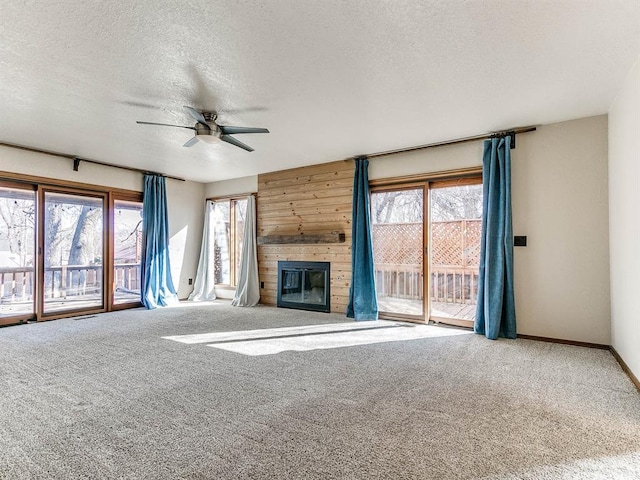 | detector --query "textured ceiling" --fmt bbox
[0,1,638,183]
